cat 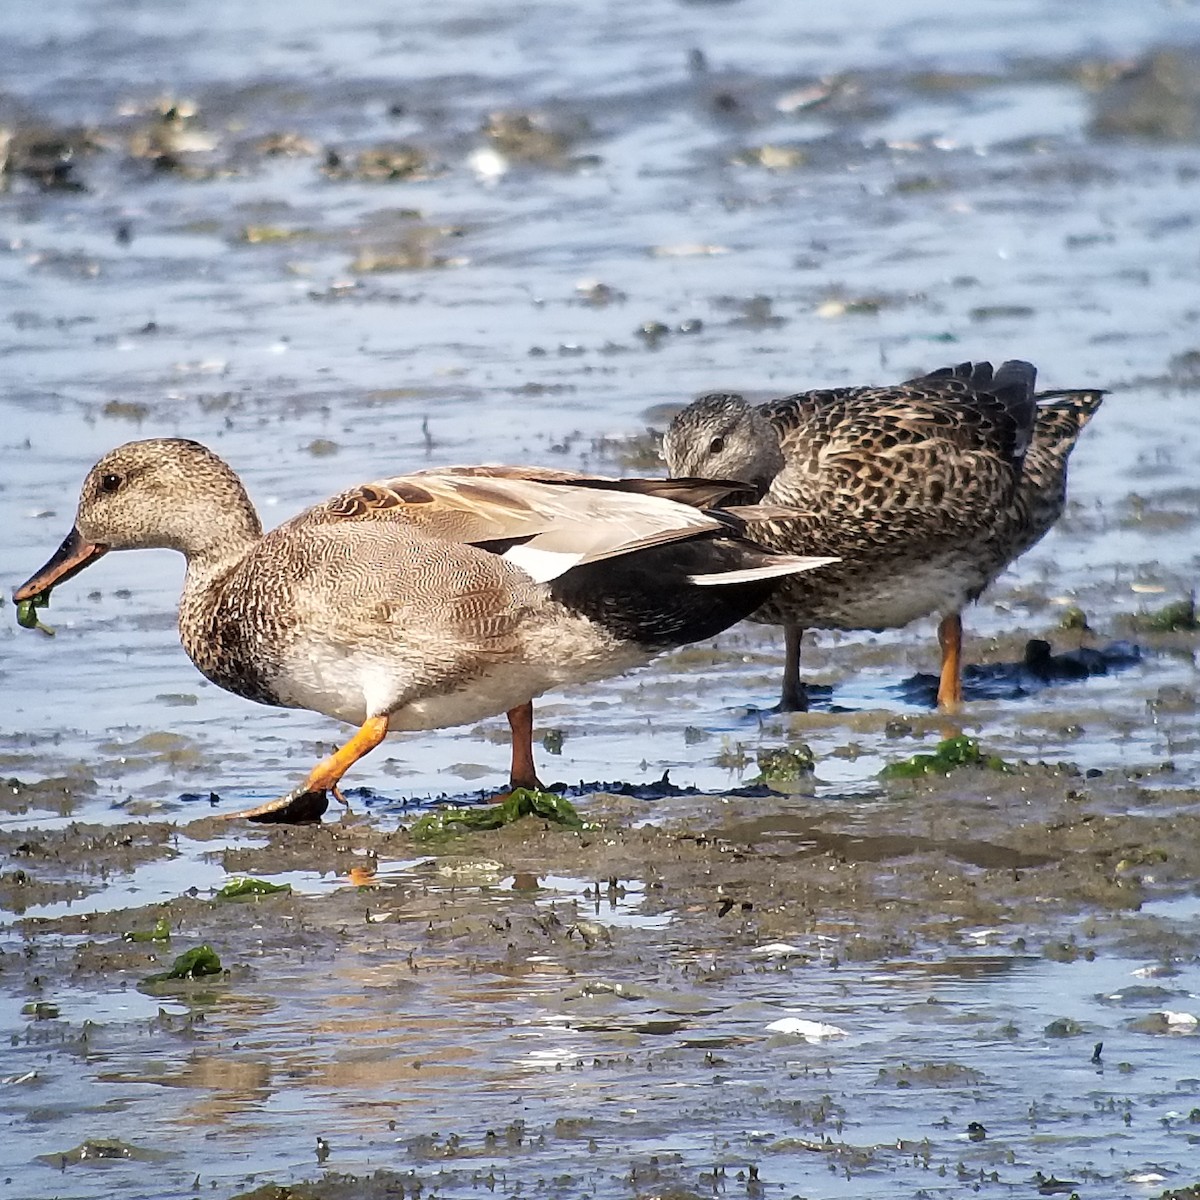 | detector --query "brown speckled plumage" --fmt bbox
[663,361,1104,708]
[14,438,833,817]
